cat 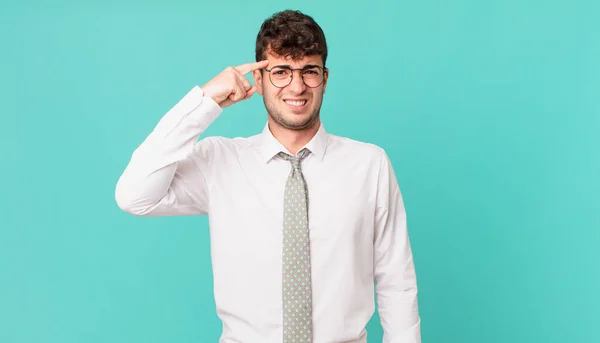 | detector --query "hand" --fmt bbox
[201,60,269,108]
